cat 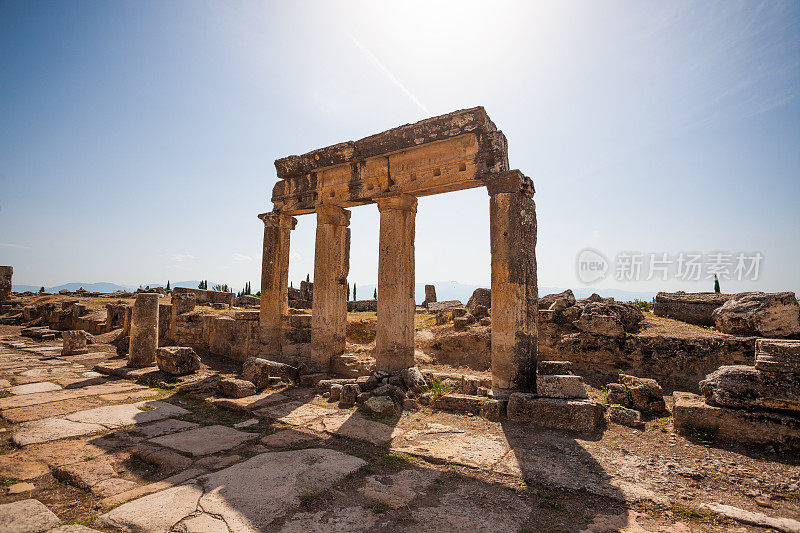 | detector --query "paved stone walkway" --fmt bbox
[1,331,799,532]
